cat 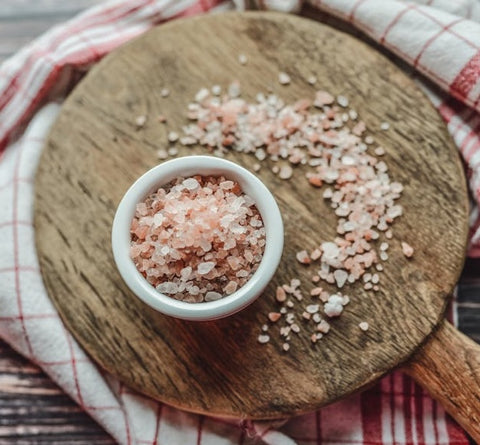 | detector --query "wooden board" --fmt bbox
[34,12,469,419]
